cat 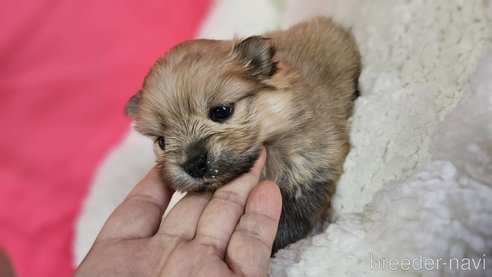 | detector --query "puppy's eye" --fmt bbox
[155,136,165,150]
[209,105,234,123]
